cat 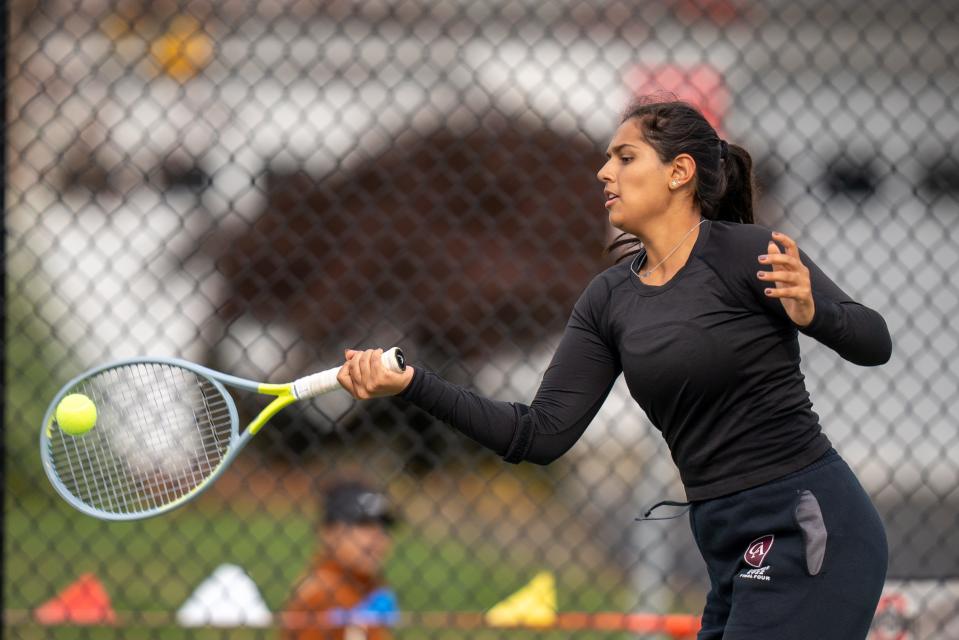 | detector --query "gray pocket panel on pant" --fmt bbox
[795,489,827,576]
